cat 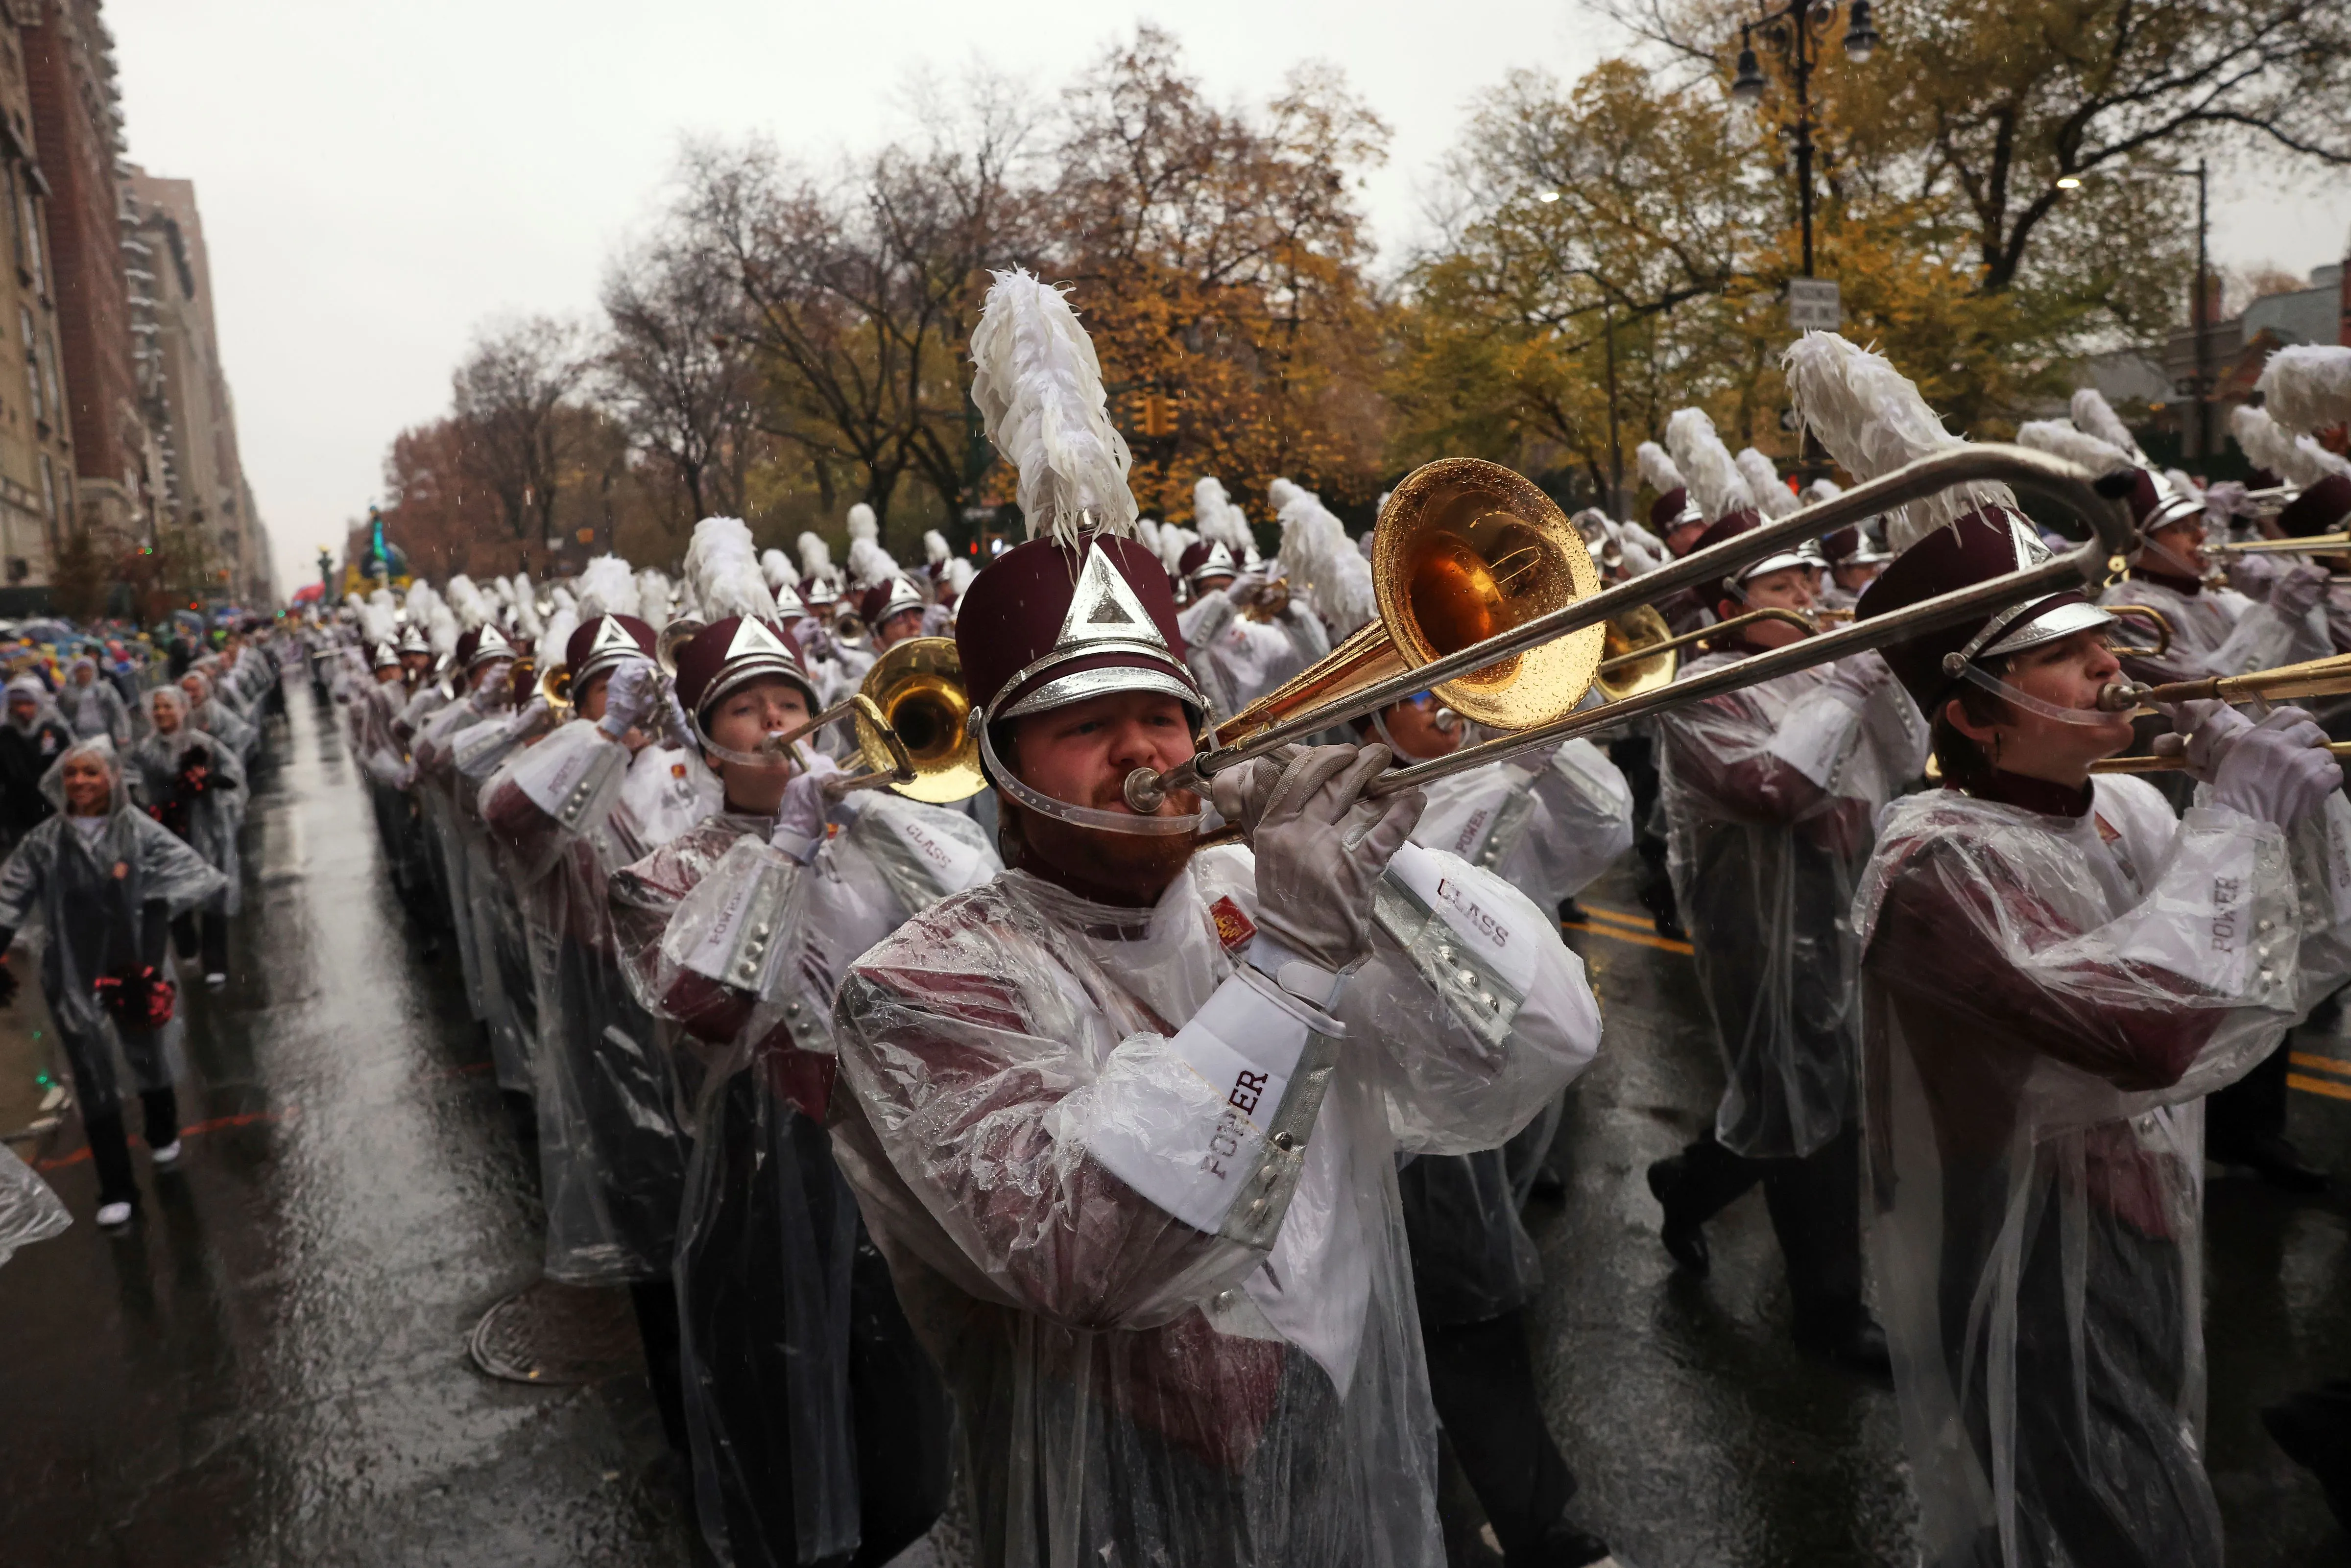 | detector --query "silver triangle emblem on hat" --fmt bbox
[588,617,638,658]
[773,581,807,618]
[726,616,794,662]
[475,623,515,661]
[1056,545,1167,654]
